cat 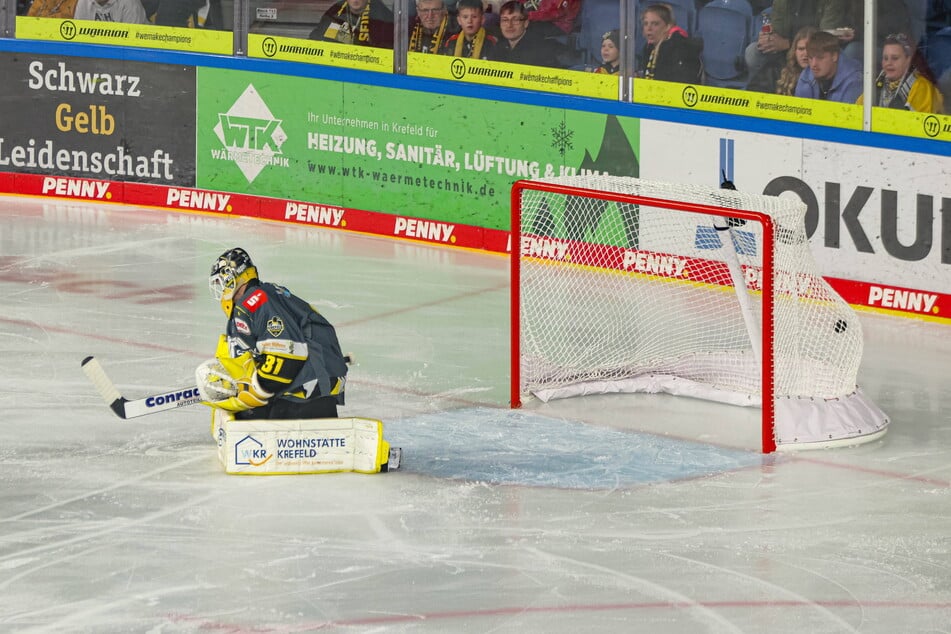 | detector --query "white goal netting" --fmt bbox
[512,176,888,451]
